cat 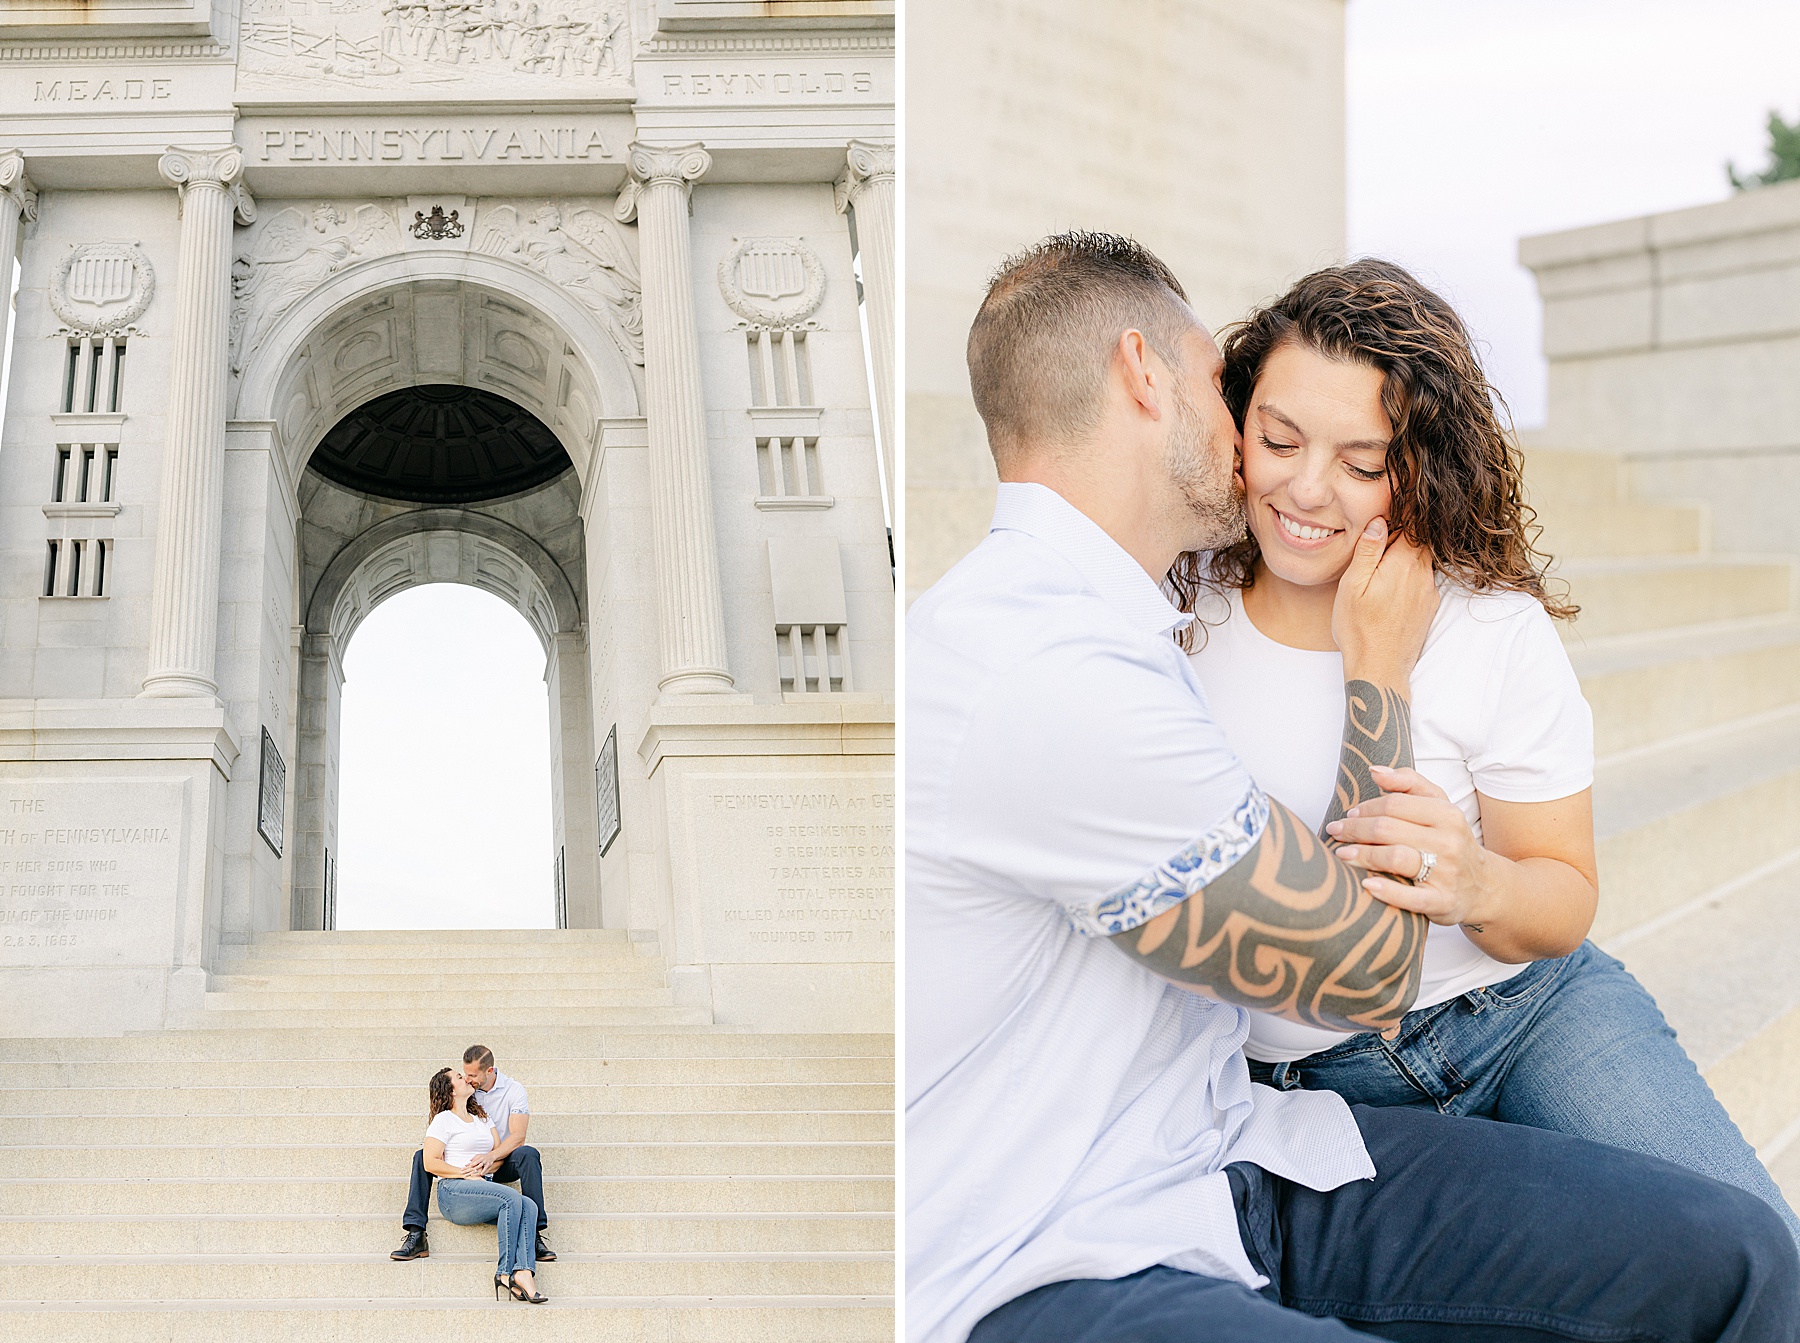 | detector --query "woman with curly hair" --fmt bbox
[1173,257,1799,1239]
[422,1066,547,1302]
